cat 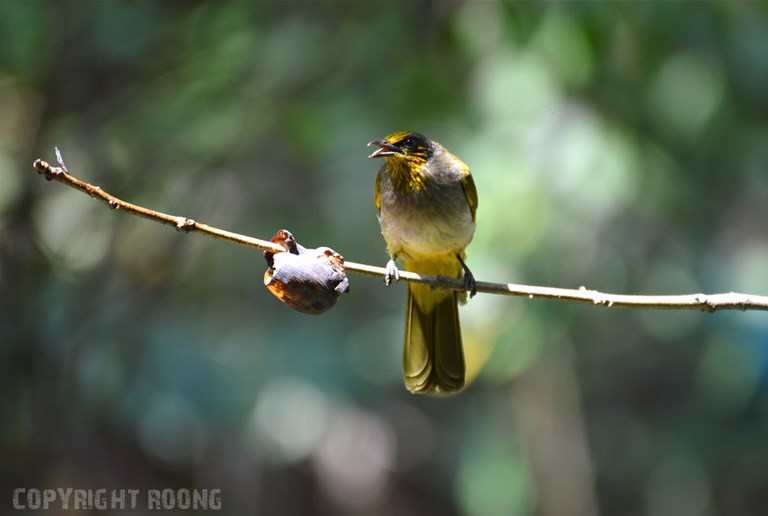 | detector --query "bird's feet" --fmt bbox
[384,258,400,286]
[463,270,477,298]
[457,254,477,298]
